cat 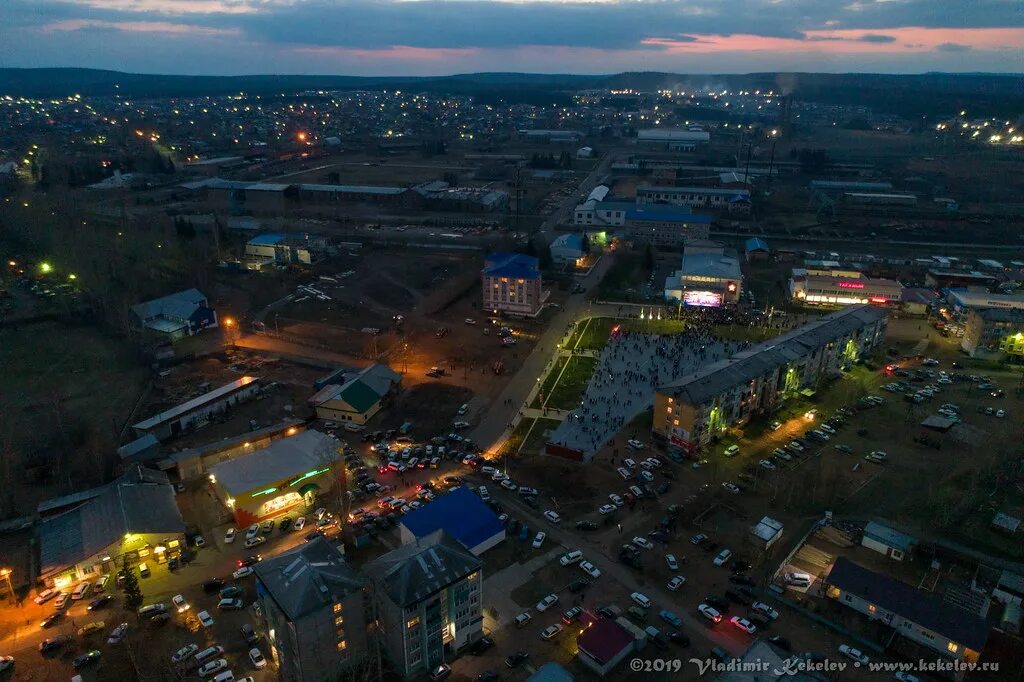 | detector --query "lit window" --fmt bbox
[947,642,958,653]
[867,604,877,614]
[334,616,344,626]
[332,603,343,613]
[467,572,479,582]
[337,640,347,651]
[673,419,680,426]
[406,617,420,629]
